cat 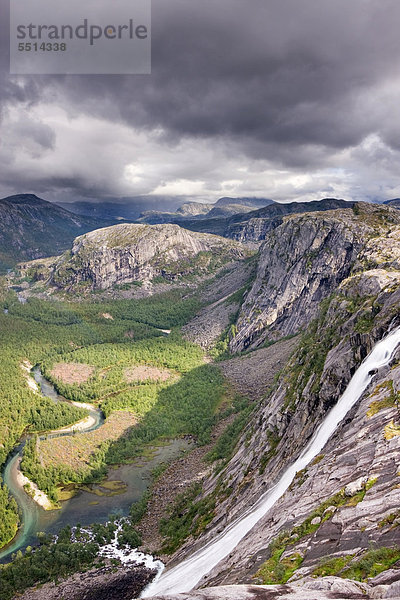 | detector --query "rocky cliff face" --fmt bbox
[230,203,400,353]
[50,223,250,290]
[143,203,400,599]
[11,202,400,600]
